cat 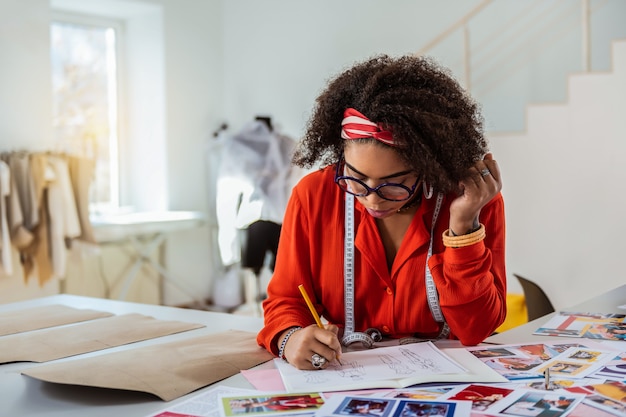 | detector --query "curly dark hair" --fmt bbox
[293,54,488,192]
